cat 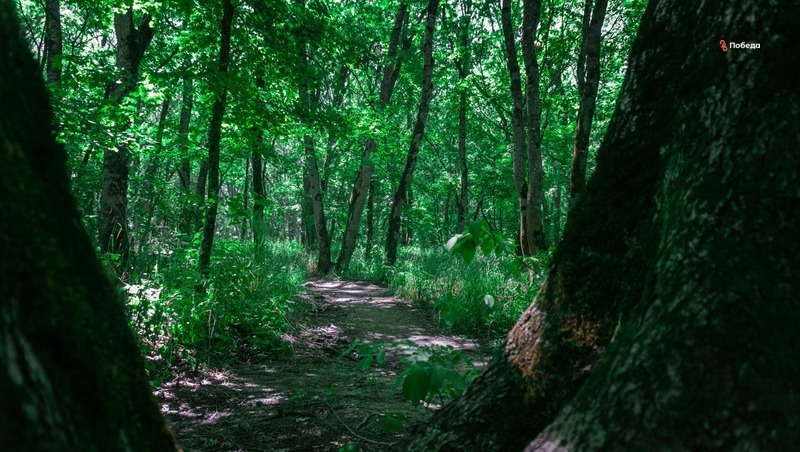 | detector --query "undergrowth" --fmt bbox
[344,244,547,340]
[123,239,311,384]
